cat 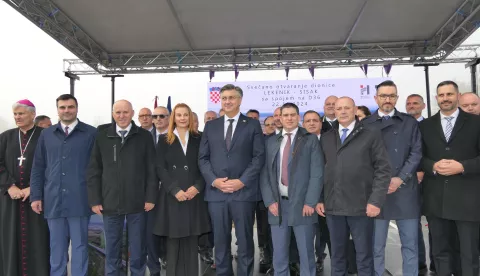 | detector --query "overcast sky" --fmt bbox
[1,2,480,131]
